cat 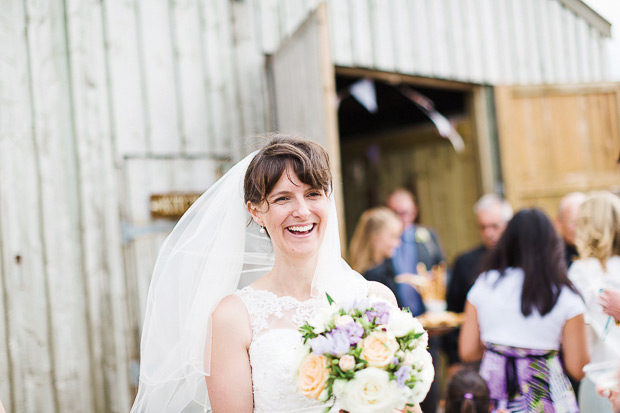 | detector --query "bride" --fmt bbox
[131,135,415,412]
